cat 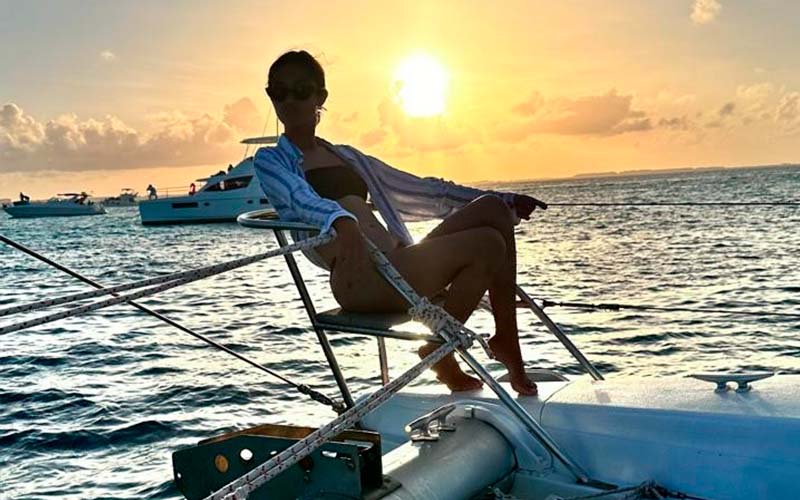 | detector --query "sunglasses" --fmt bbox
[265,82,319,102]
